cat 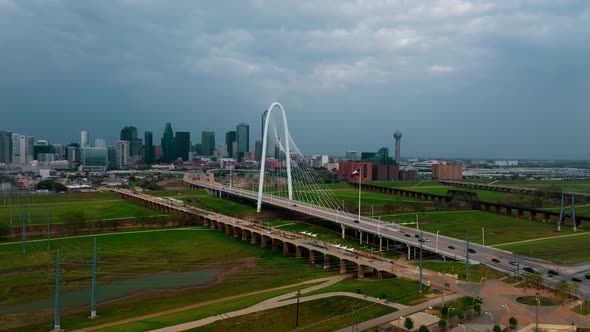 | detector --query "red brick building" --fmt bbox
[338,161,373,182]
